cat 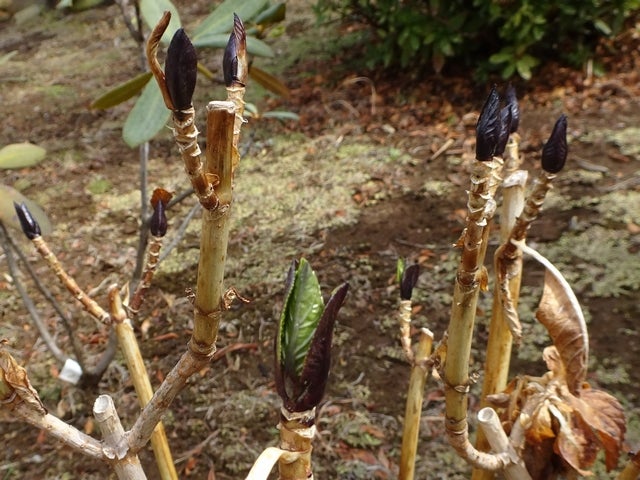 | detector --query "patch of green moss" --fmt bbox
[581,127,640,158]
[537,226,639,297]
